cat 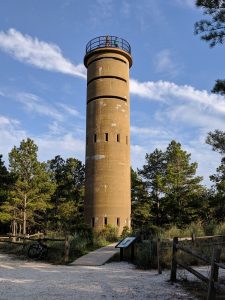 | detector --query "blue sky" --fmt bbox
[0,0,224,186]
